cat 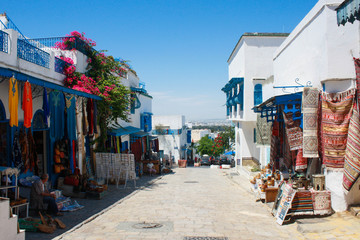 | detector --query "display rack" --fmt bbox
[0,167,29,218]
